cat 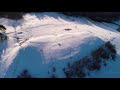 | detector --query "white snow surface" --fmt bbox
[0,12,120,78]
